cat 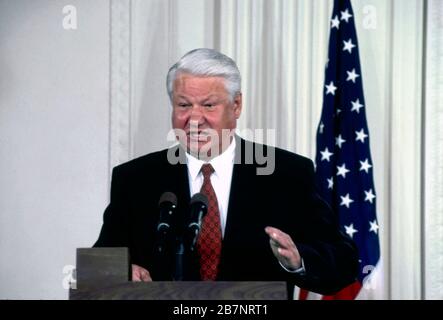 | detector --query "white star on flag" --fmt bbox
[331,15,340,29]
[325,81,337,95]
[320,147,333,161]
[340,193,354,208]
[359,158,372,173]
[319,122,325,134]
[355,129,368,143]
[336,163,350,178]
[335,134,346,148]
[364,189,376,203]
[351,99,364,113]
[369,220,379,234]
[343,38,356,53]
[345,224,358,238]
[341,9,353,22]
[327,177,334,189]
[346,68,360,83]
